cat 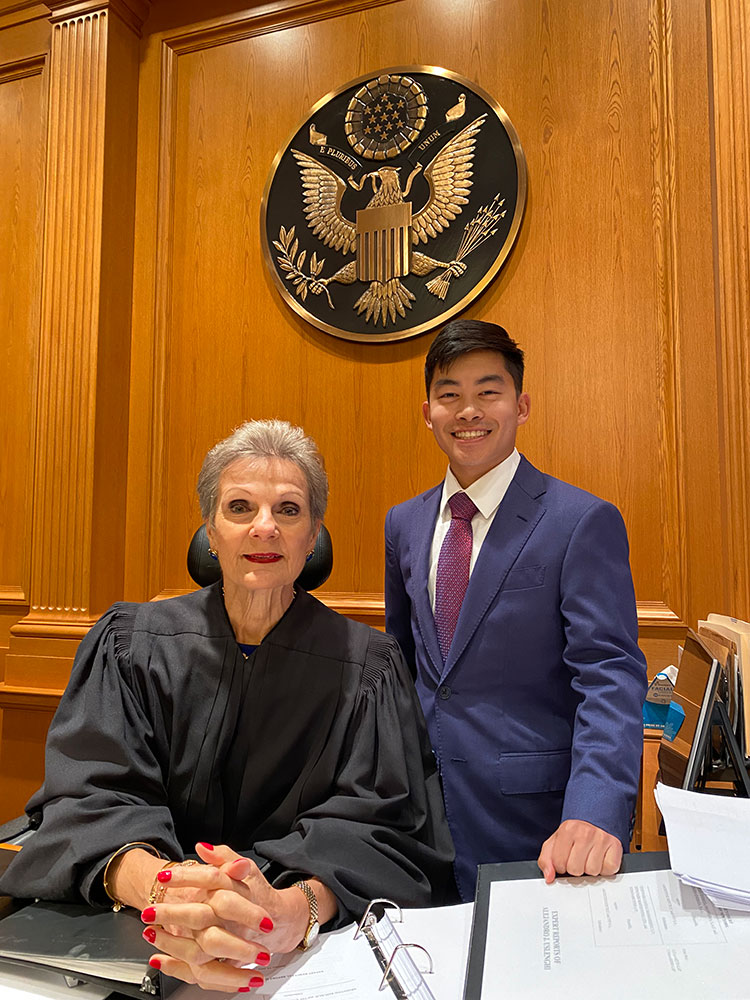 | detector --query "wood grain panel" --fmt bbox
[647,0,686,625]
[0,53,45,607]
[0,702,54,822]
[708,0,750,621]
[124,0,710,659]
[0,3,49,33]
